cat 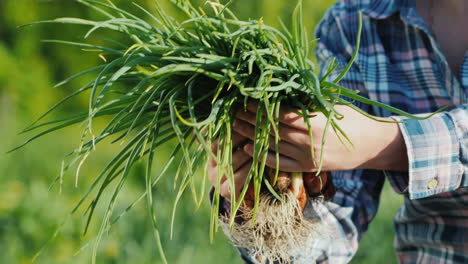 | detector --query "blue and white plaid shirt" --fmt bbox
[236,0,468,263]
